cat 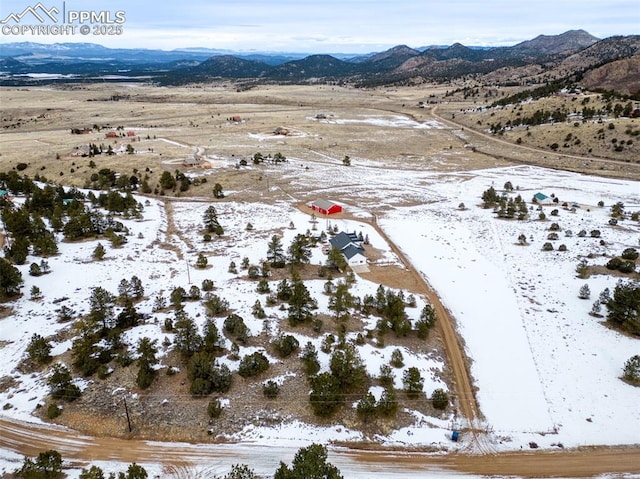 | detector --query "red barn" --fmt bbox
[311,199,342,215]
[105,131,118,138]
